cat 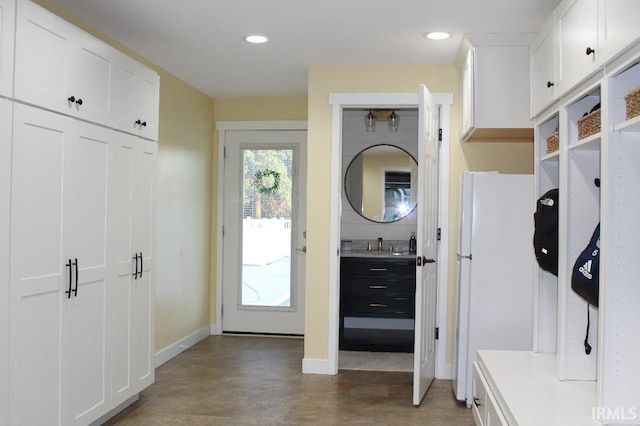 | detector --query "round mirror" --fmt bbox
[344,144,418,223]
